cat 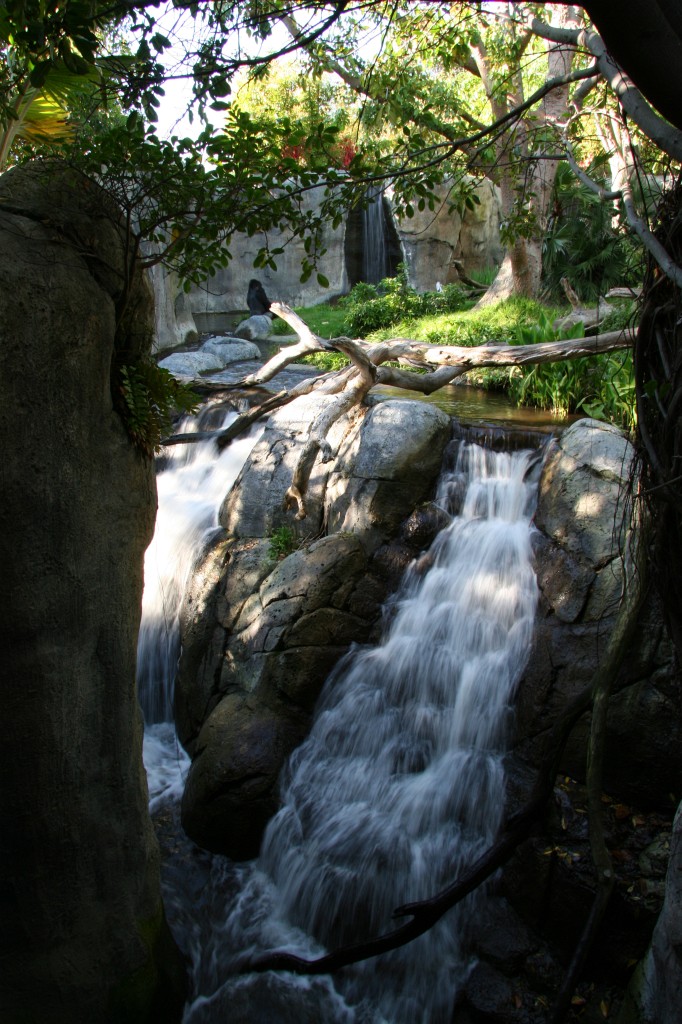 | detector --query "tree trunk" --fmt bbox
[479,5,580,303]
